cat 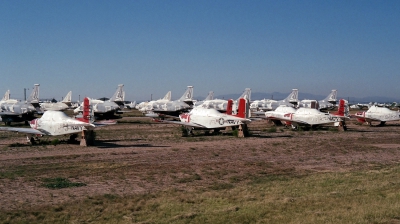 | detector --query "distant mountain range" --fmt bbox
[193,92,400,104]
